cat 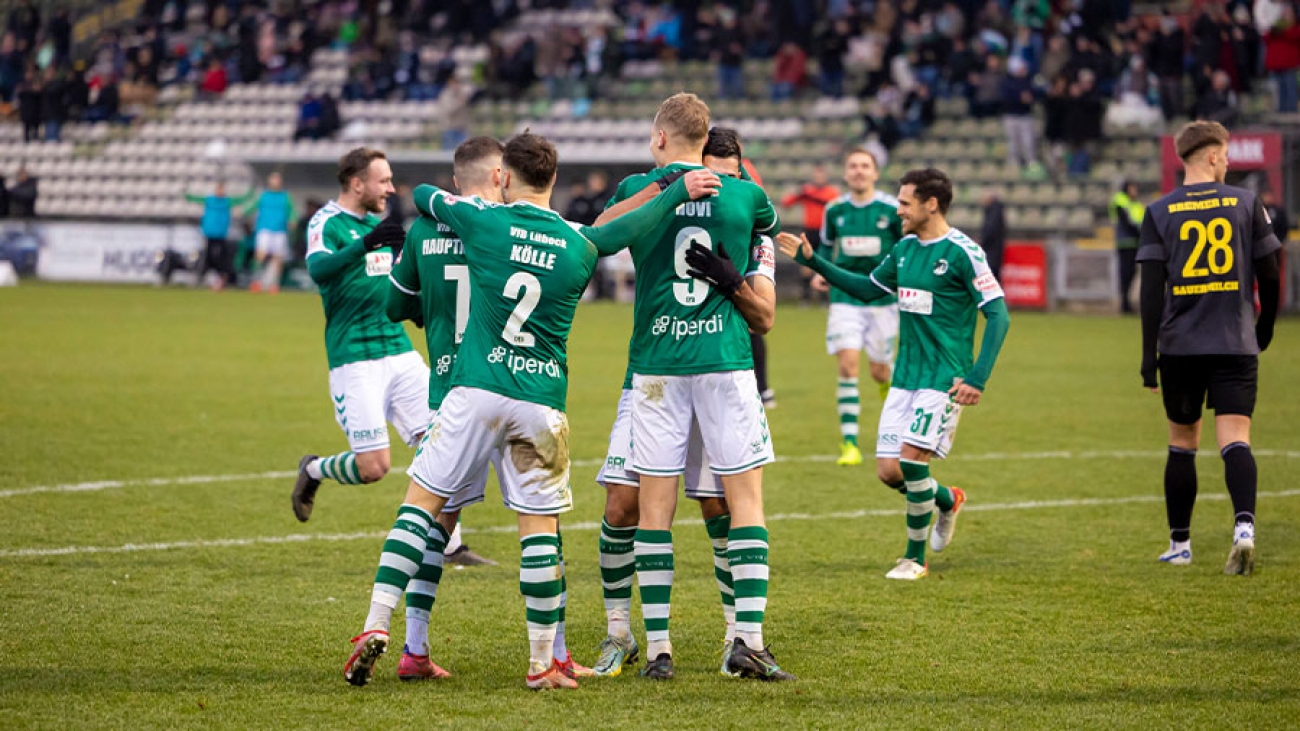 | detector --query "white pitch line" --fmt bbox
[3,489,1298,559]
[5,448,1298,500]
